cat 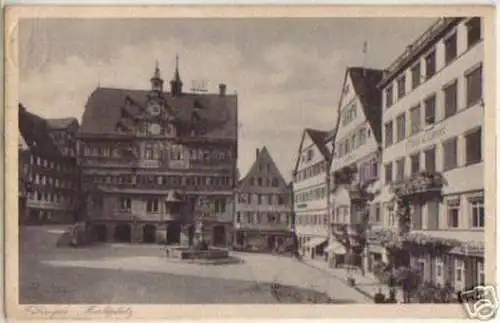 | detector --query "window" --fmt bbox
[410,153,420,175]
[396,158,405,182]
[443,137,458,171]
[257,195,262,205]
[120,198,131,211]
[374,204,381,222]
[257,177,263,186]
[307,149,314,161]
[465,128,482,165]
[396,113,406,142]
[272,177,279,187]
[268,195,273,205]
[410,104,421,135]
[411,204,423,229]
[147,199,159,213]
[447,198,460,228]
[359,128,367,146]
[385,163,393,184]
[215,199,226,213]
[385,121,393,147]
[470,196,484,228]
[455,259,464,282]
[424,147,436,172]
[466,66,482,107]
[385,86,393,109]
[467,17,481,48]
[478,261,485,285]
[444,81,458,118]
[436,258,443,278]
[444,32,457,64]
[425,51,436,79]
[278,195,285,205]
[411,63,421,89]
[397,75,406,99]
[424,95,436,126]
